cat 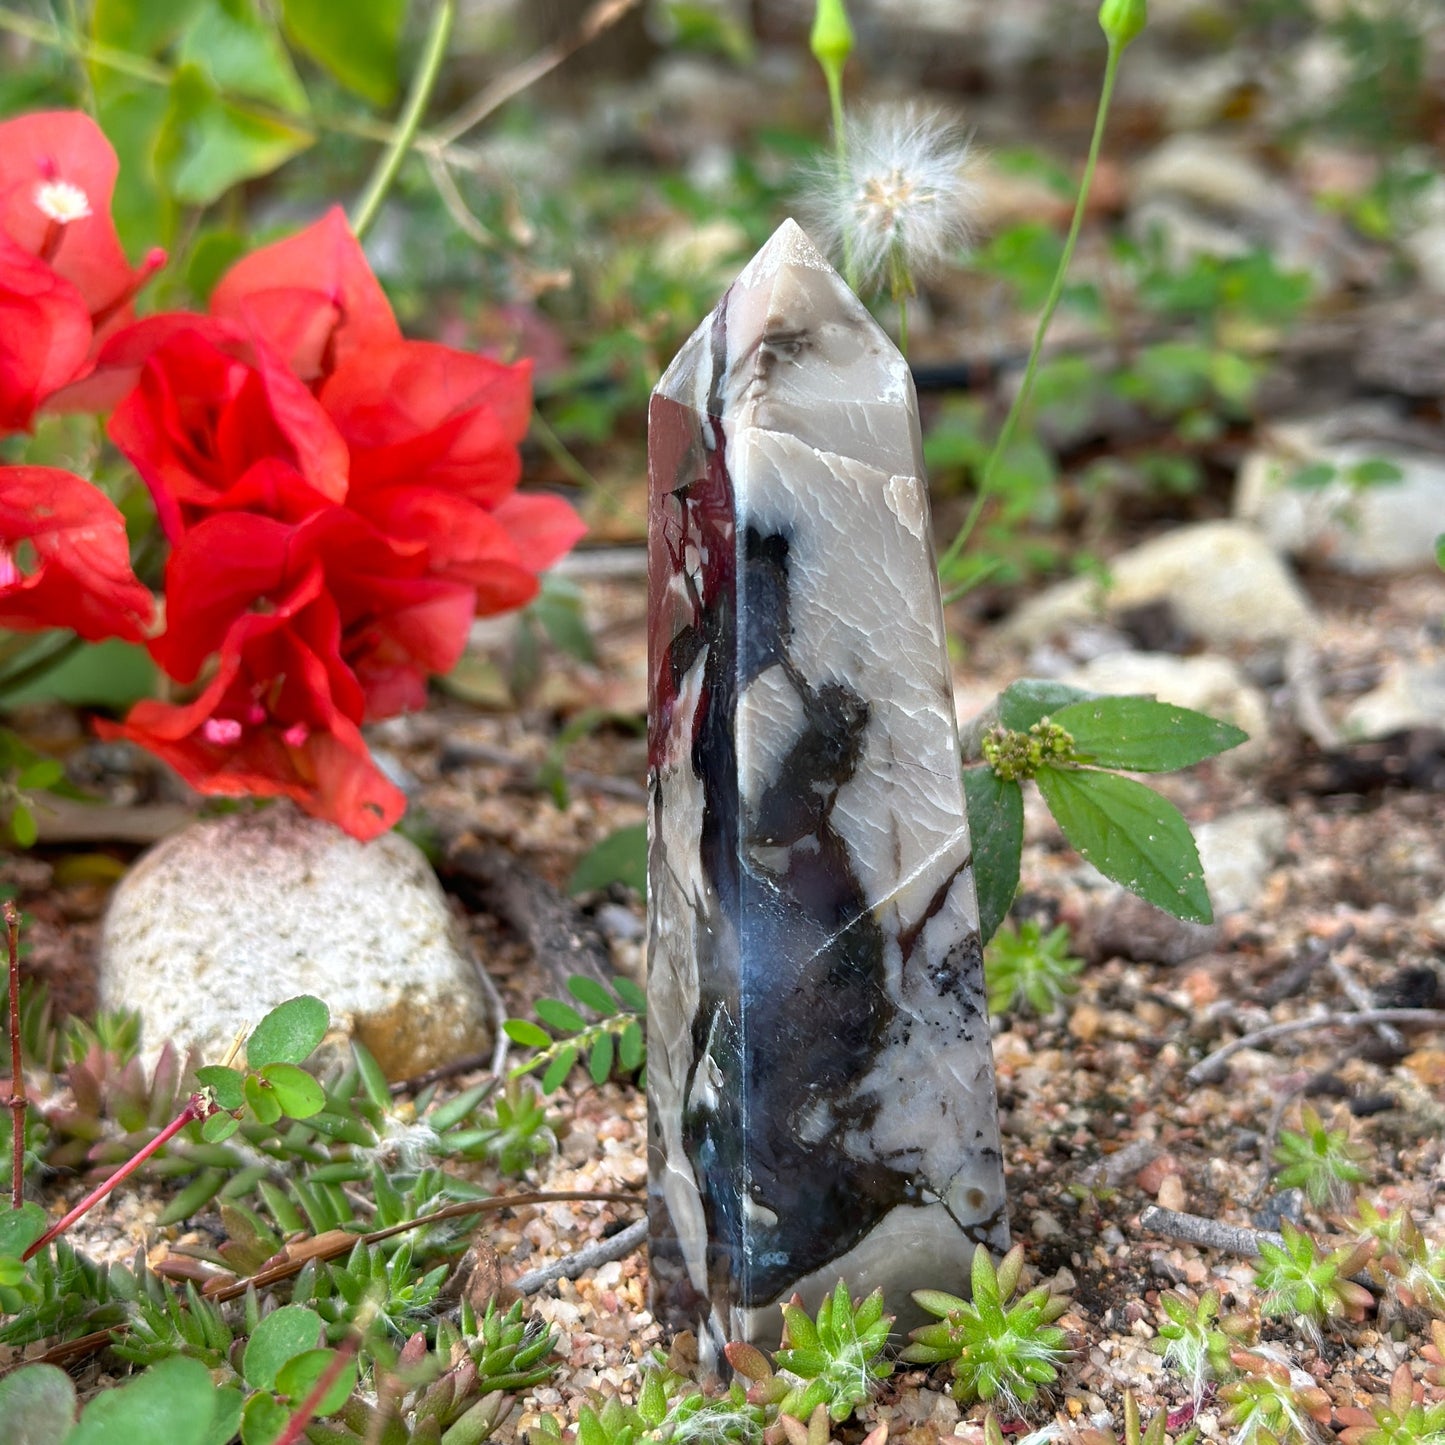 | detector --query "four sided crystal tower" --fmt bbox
[646,219,1008,1362]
